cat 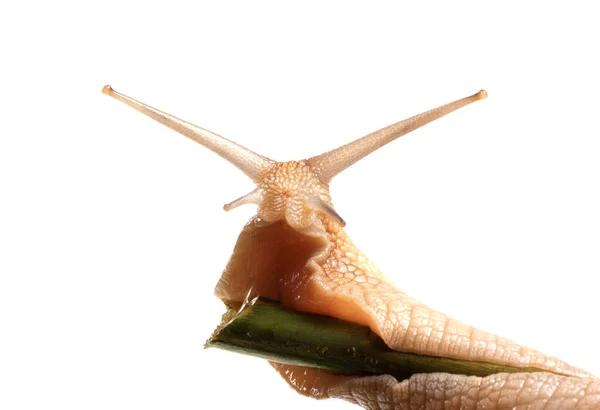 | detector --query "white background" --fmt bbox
[1,2,599,409]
